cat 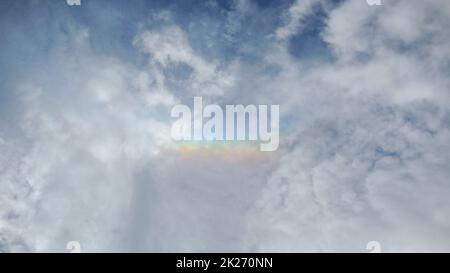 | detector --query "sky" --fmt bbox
[1,0,450,252]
